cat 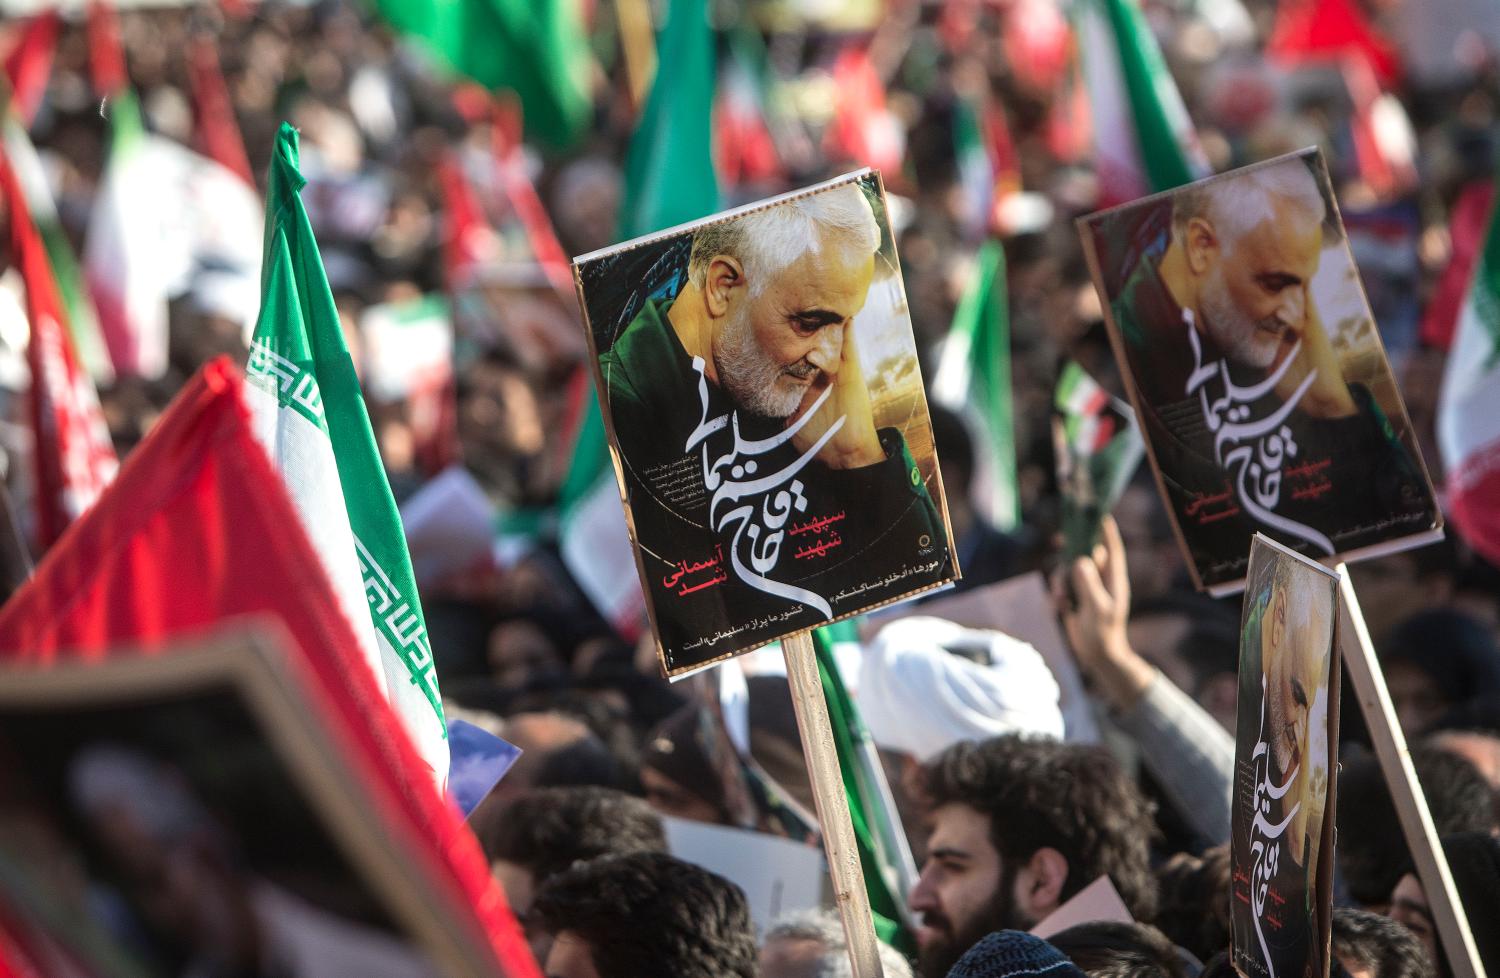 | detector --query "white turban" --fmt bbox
[859,616,1064,761]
